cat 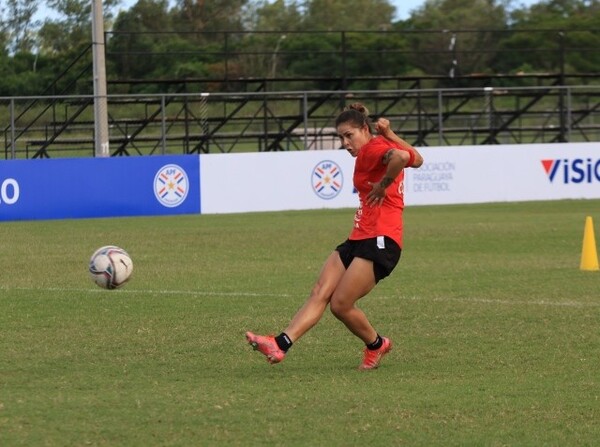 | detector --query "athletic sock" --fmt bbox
[275,332,293,352]
[366,334,383,351]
